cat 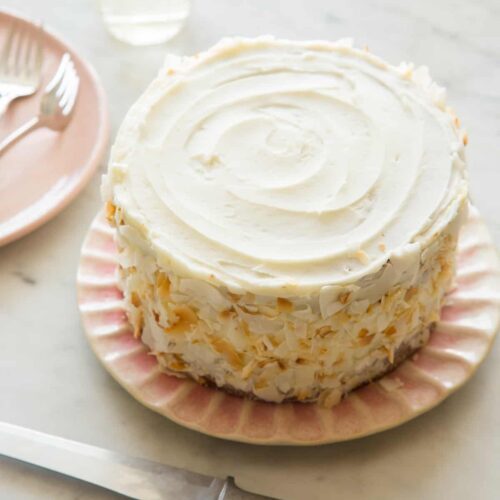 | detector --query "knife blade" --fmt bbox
[0,421,228,499]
